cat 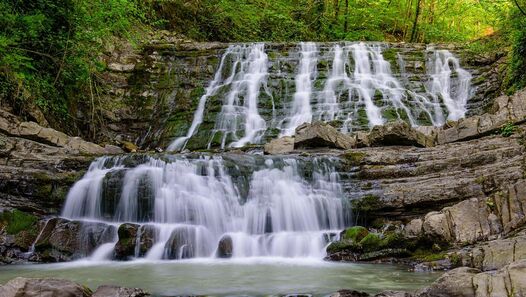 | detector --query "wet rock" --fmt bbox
[34,218,82,262]
[0,277,92,297]
[295,122,355,150]
[375,291,413,297]
[165,227,195,260]
[92,285,150,297]
[114,223,139,260]
[264,136,294,155]
[331,289,370,297]
[217,235,233,258]
[367,121,432,147]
